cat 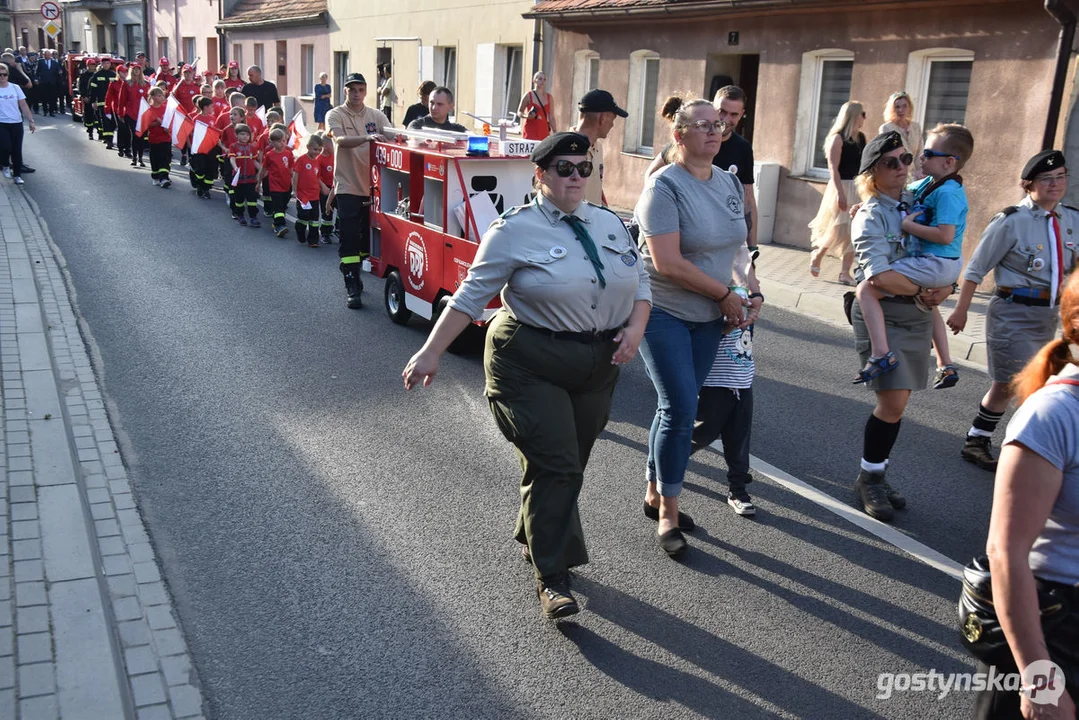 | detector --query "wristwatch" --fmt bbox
[748,292,765,303]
